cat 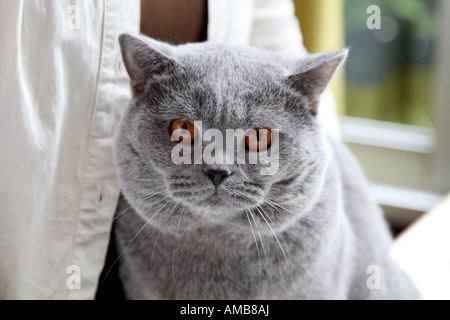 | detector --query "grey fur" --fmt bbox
[113,33,420,299]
